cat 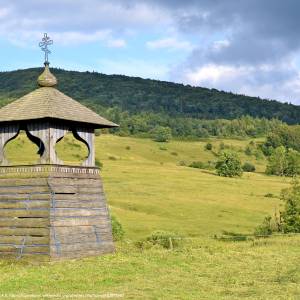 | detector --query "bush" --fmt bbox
[151,126,172,142]
[188,161,215,170]
[159,146,167,151]
[171,152,178,156]
[219,142,225,151]
[242,162,256,172]
[138,230,182,249]
[95,159,103,169]
[216,150,243,177]
[205,143,213,151]
[254,216,274,236]
[95,129,101,137]
[189,161,206,169]
[280,181,300,233]
[125,146,131,150]
[266,146,300,176]
[108,155,117,160]
[111,215,125,241]
[264,193,275,198]
[254,180,300,235]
